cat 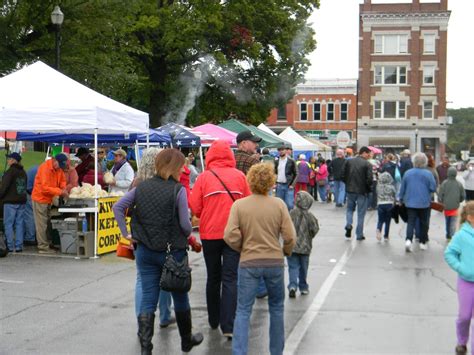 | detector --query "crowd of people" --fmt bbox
[3,132,474,354]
